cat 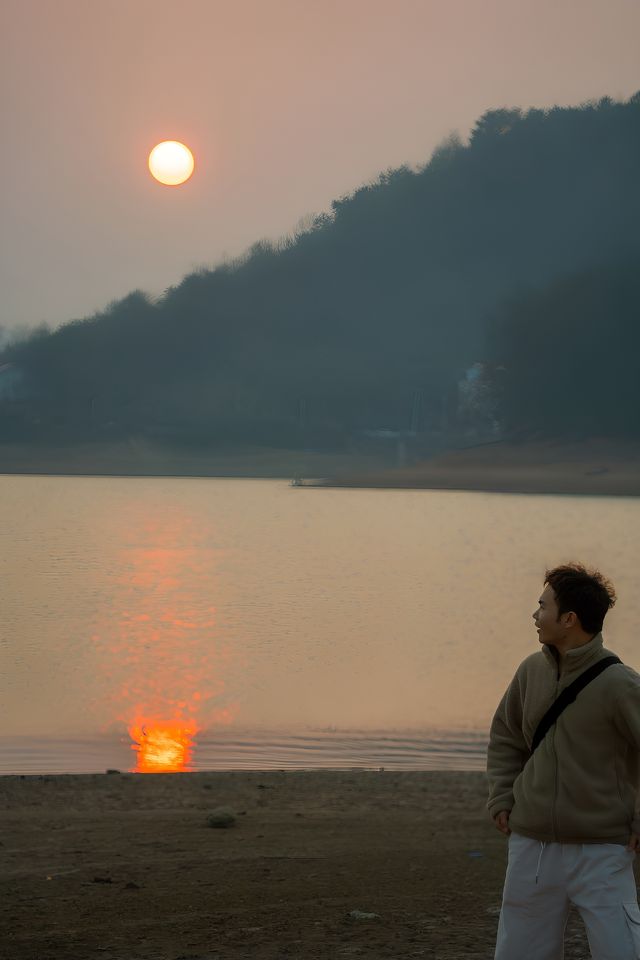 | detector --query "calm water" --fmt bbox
[2,476,639,773]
